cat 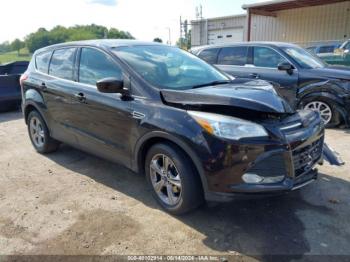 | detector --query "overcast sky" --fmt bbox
[1,0,265,44]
